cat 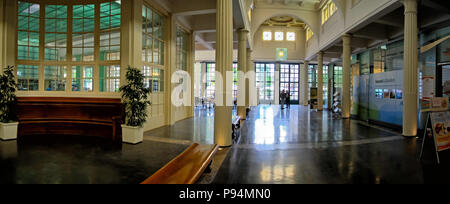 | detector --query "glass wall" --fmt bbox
[280,64,300,103]
[16,0,122,93]
[176,26,188,71]
[142,4,165,93]
[204,63,238,100]
[255,63,275,102]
